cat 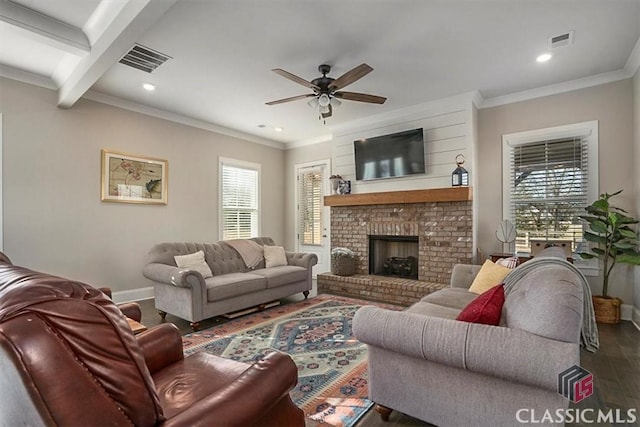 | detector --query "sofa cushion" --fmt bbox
[174,250,213,279]
[206,273,267,302]
[456,284,505,325]
[405,301,461,320]
[250,266,307,288]
[263,245,287,268]
[420,288,477,310]
[468,260,511,294]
